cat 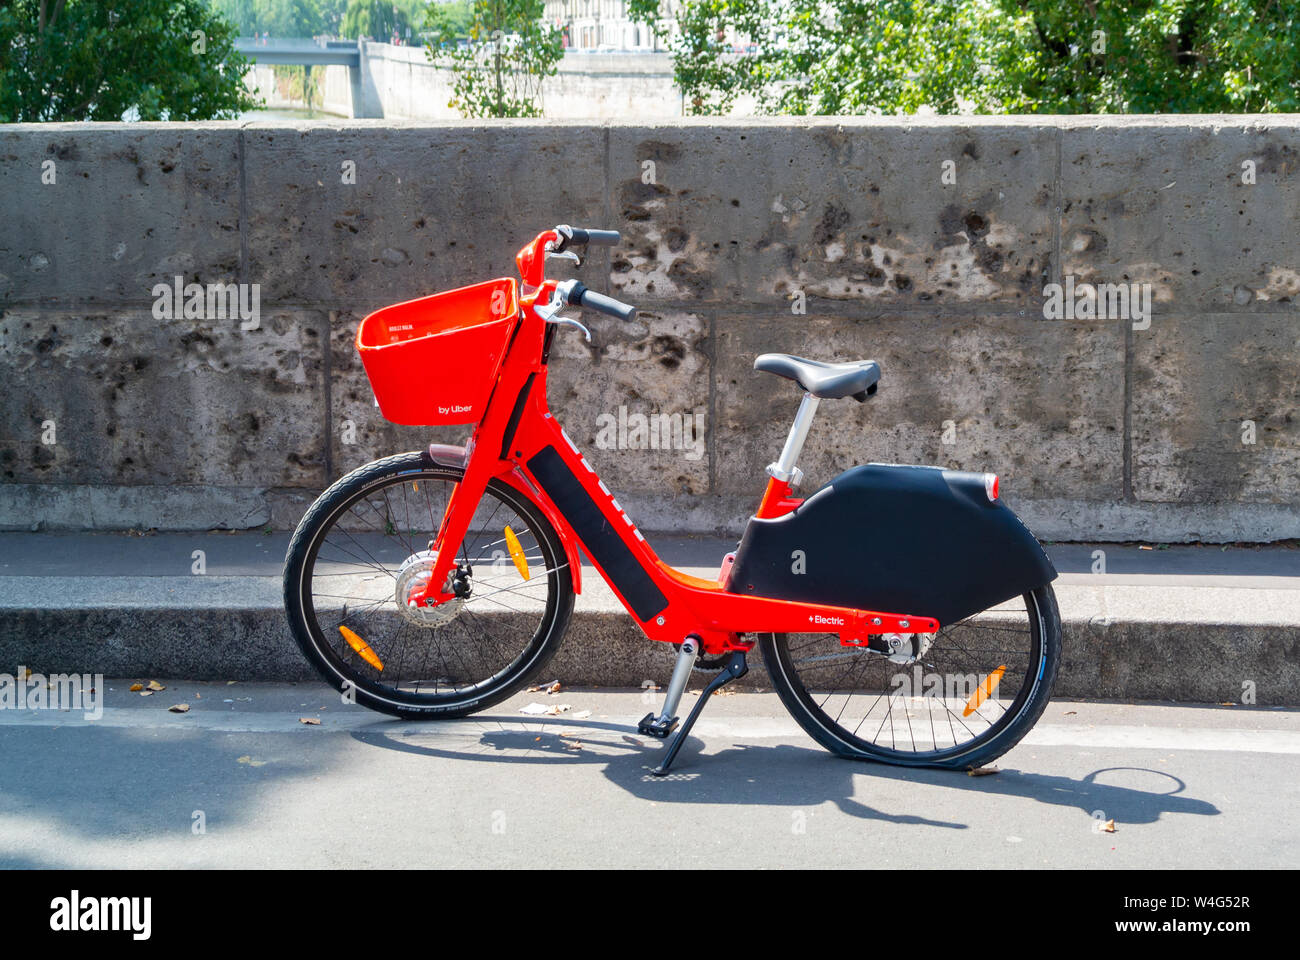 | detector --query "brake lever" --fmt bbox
[549,316,592,342]
[534,283,592,342]
[545,249,582,267]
